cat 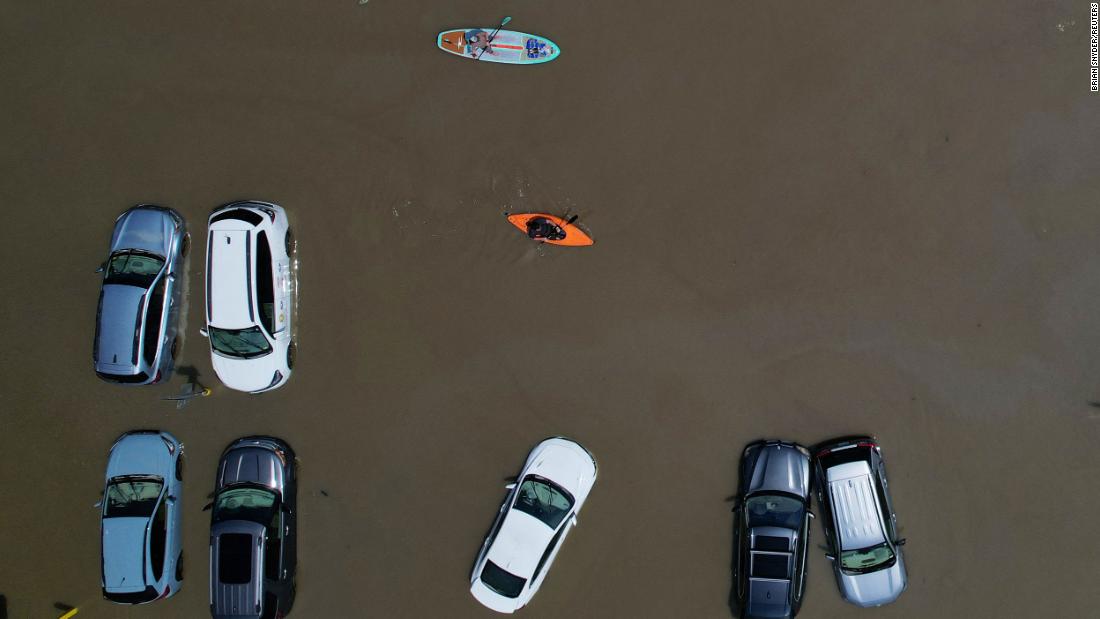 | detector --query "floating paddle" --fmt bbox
[476,16,511,60]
